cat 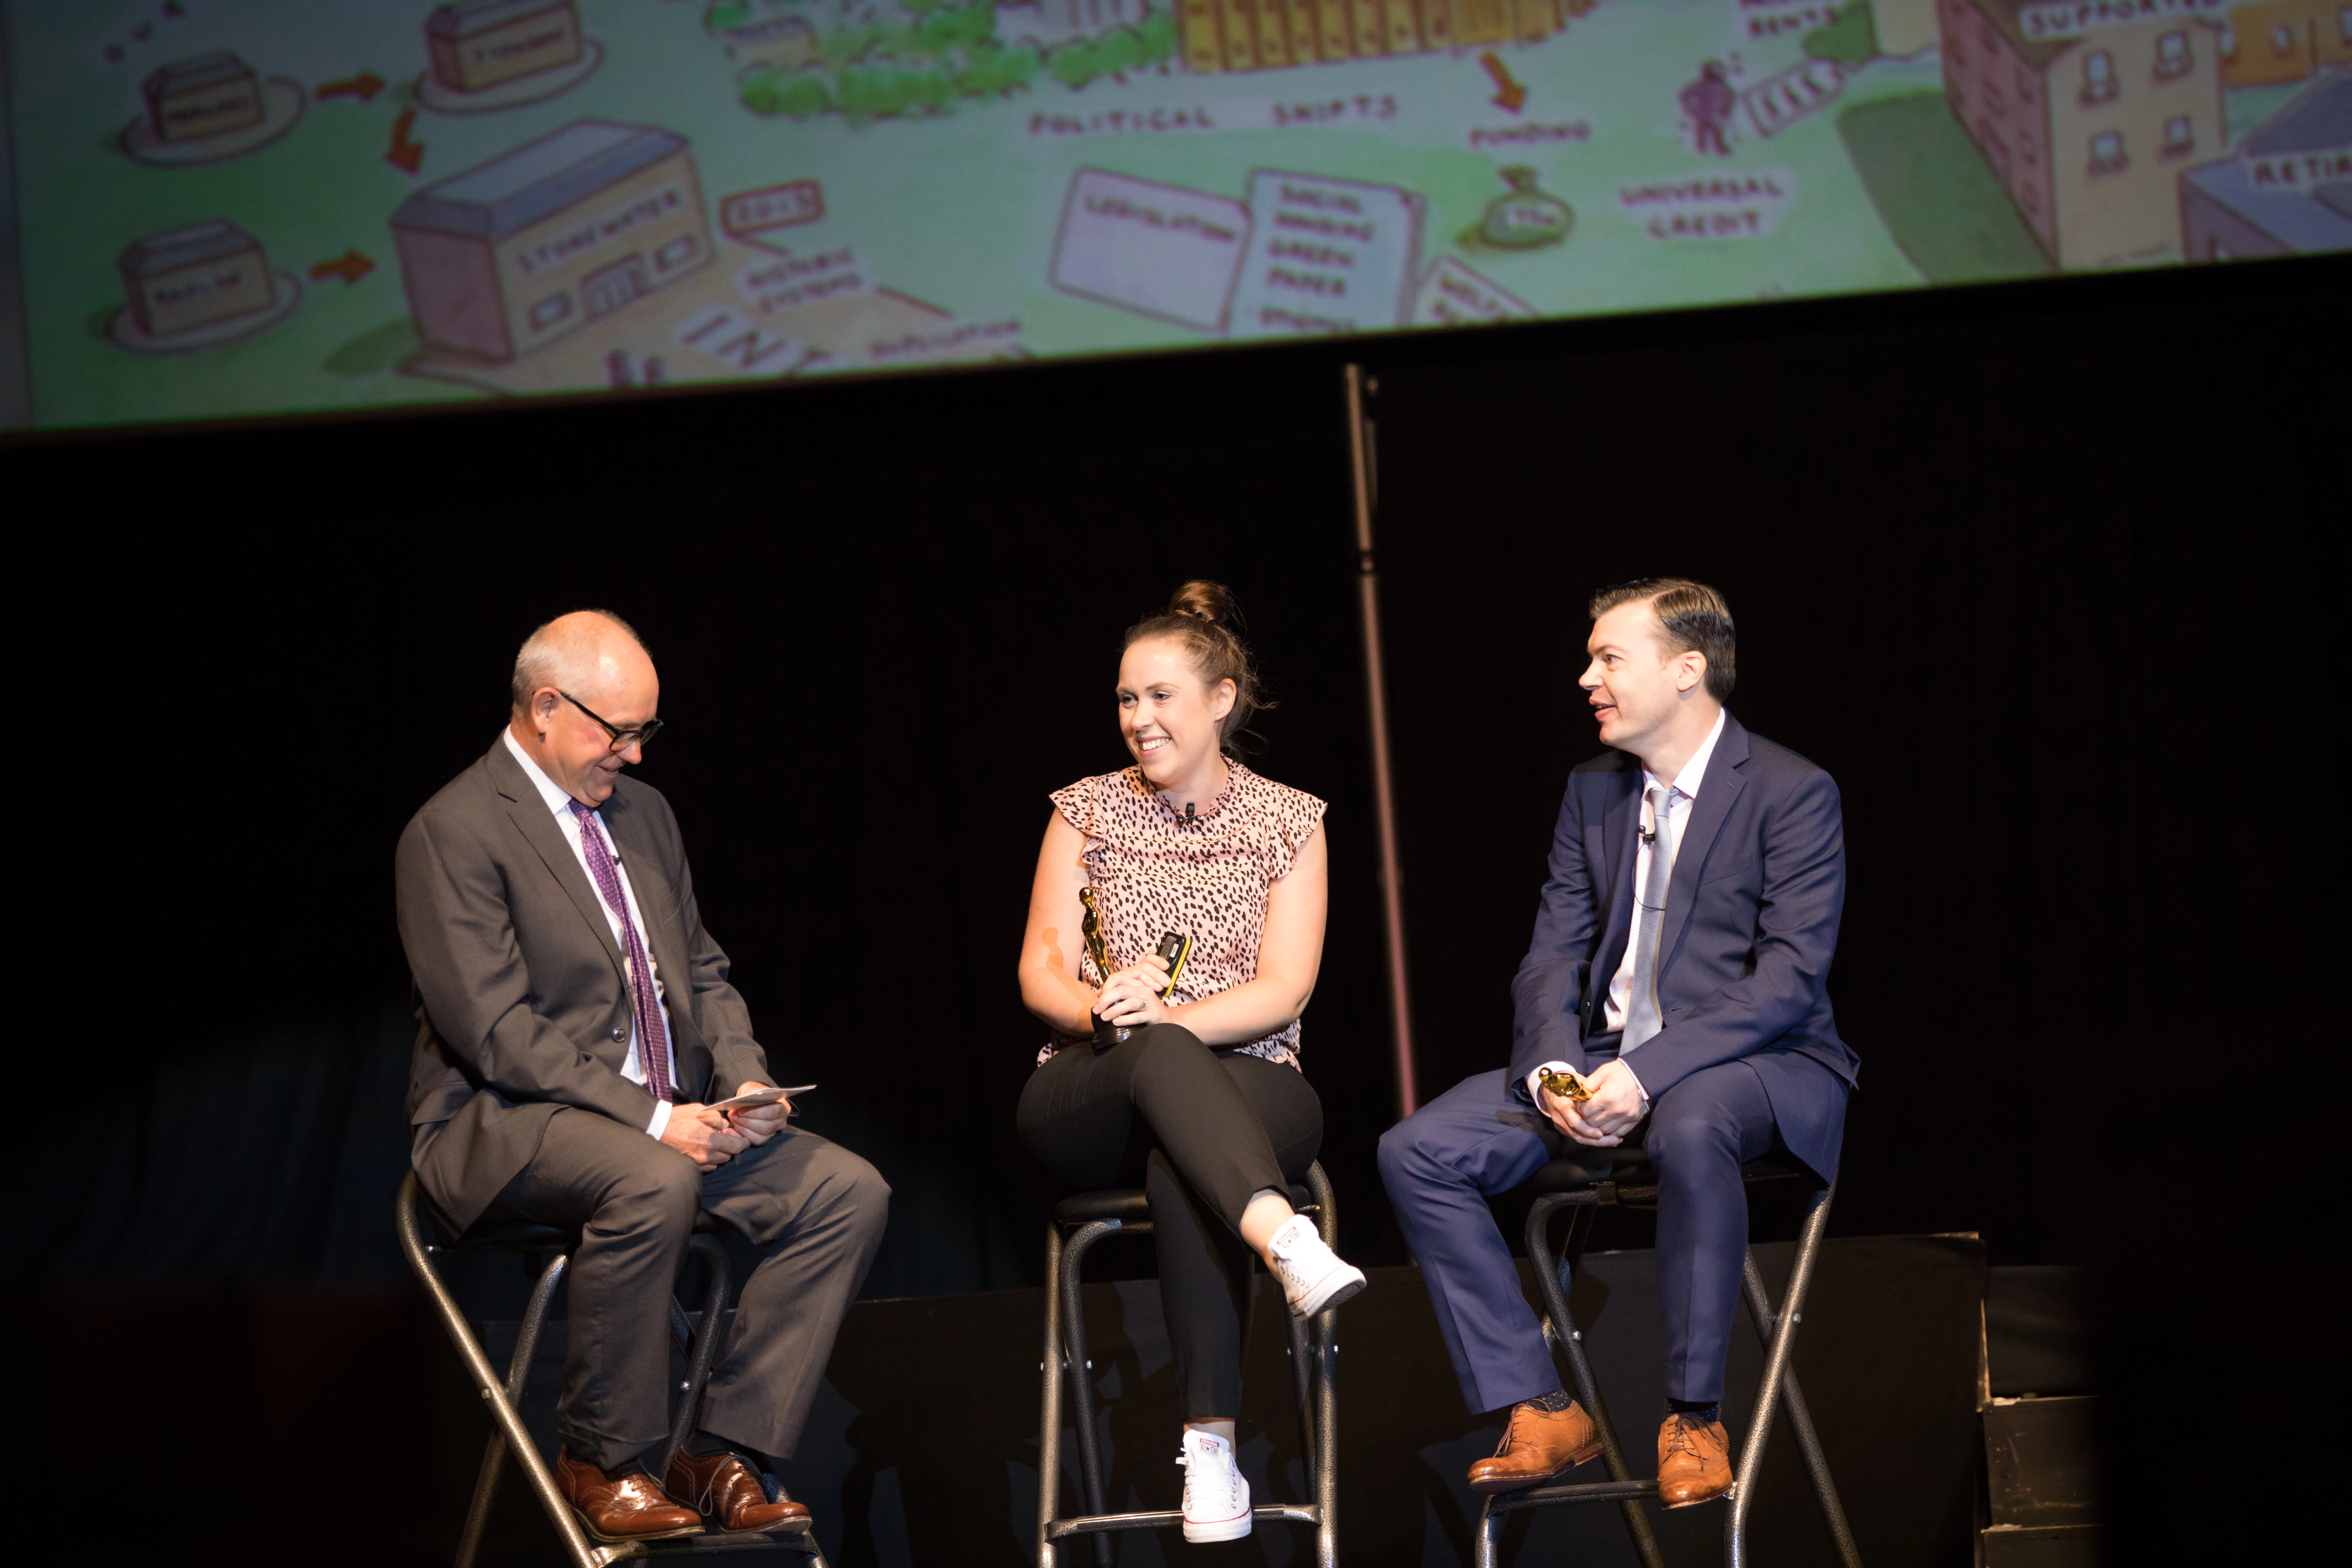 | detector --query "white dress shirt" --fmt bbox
[502,727,677,1139]
[1530,707,1728,1111]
